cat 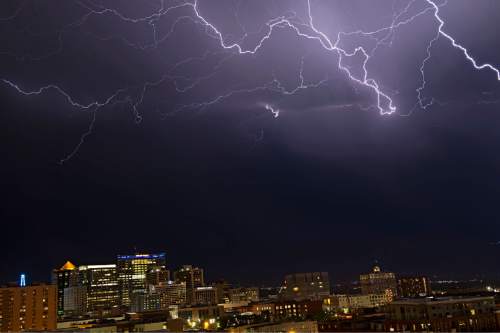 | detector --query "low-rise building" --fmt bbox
[397,276,431,298]
[131,281,187,312]
[178,304,224,322]
[323,293,392,311]
[194,286,218,305]
[229,287,260,303]
[229,320,318,333]
[384,296,497,332]
[282,272,330,300]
